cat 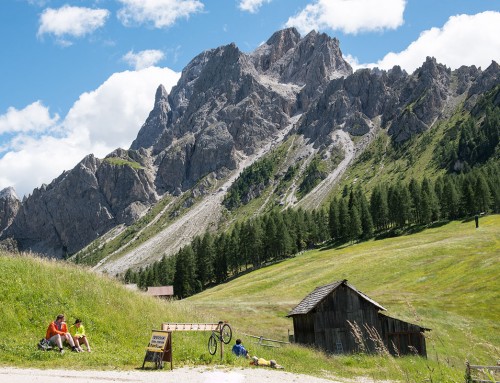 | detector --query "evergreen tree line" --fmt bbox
[436,90,500,172]
[124,163,499,298]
